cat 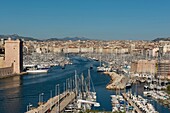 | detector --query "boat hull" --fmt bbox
[26,69,48,74]
[126,84,132,89]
